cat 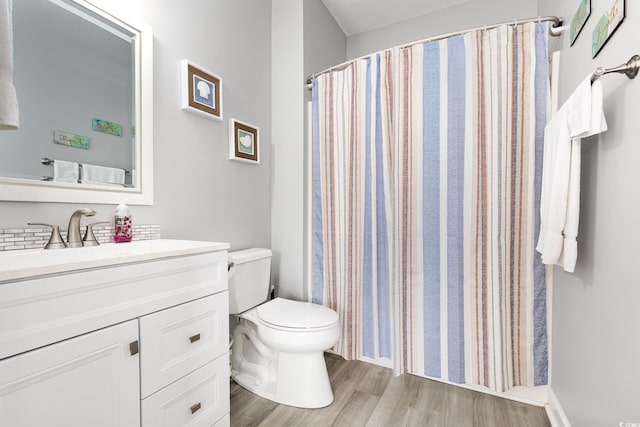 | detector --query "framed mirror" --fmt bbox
[0,0,153,205]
